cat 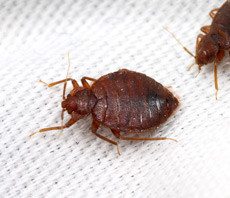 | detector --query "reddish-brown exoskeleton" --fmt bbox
[167,1,230,98]
[196,0,230,98]
[32,69,179,153]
